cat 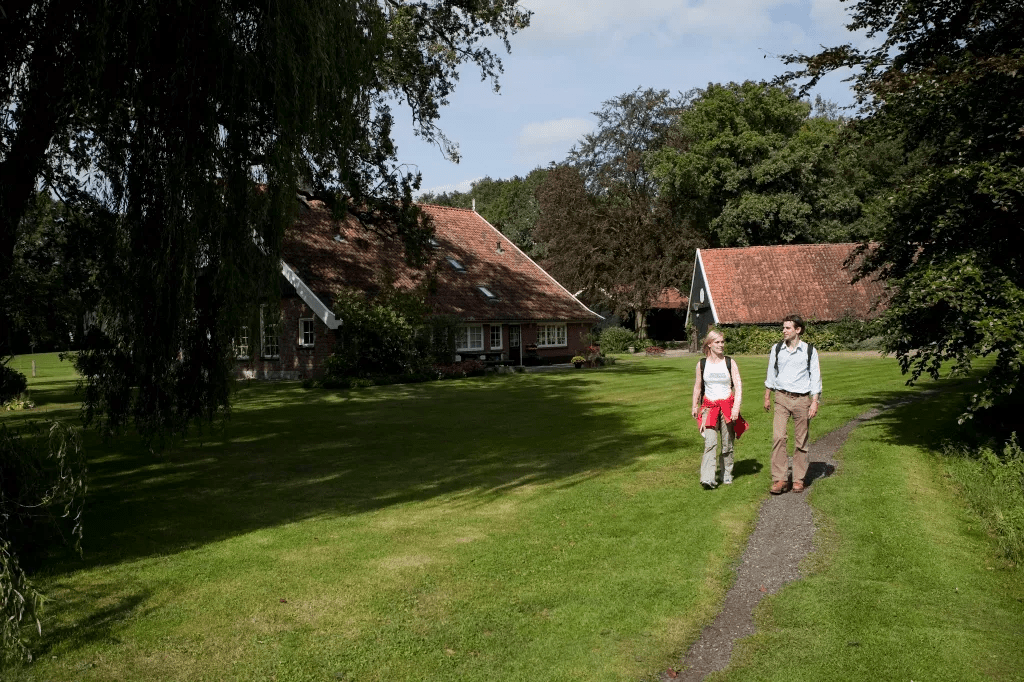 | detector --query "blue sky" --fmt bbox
[396,0,869,198]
